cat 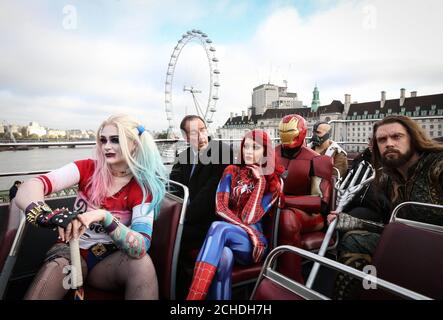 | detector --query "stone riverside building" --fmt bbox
[217,85,443,152]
